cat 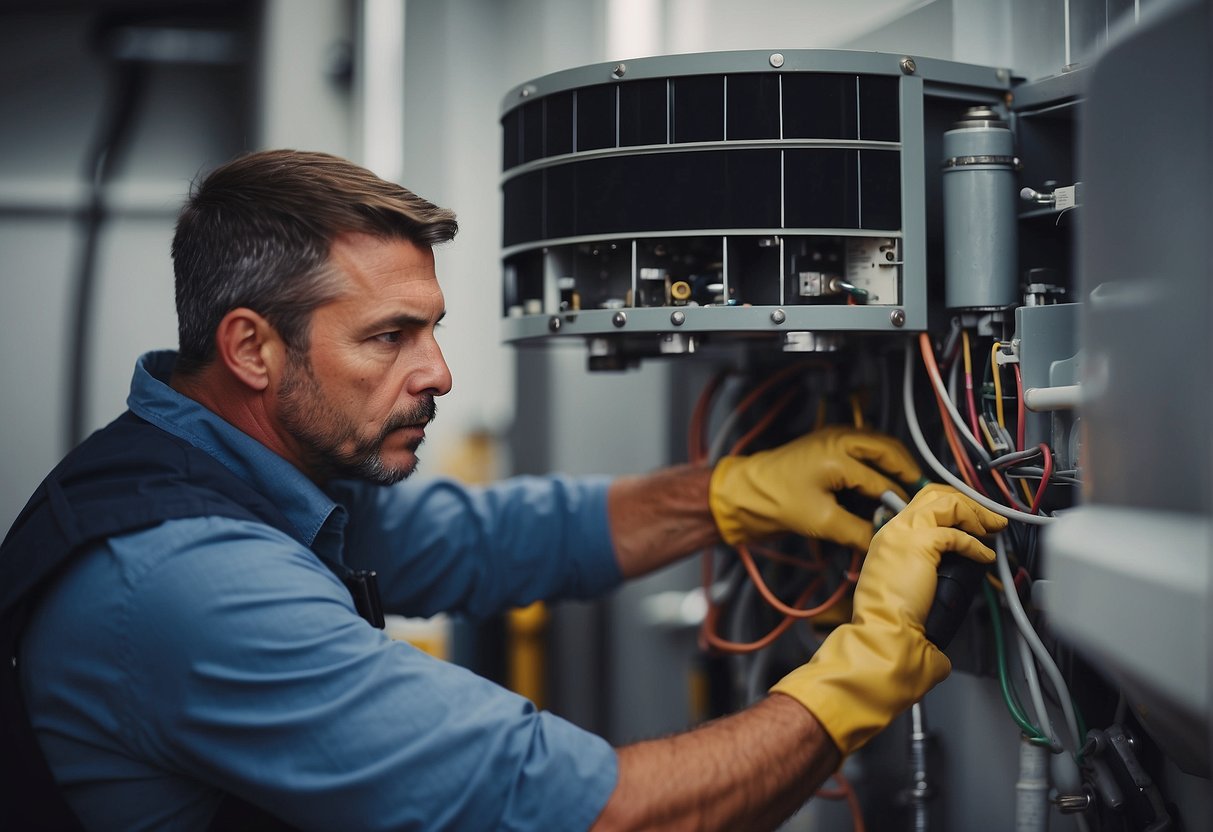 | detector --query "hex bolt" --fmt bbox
[770,308,786,325]
[670,310,686,326]
[548,316,562,333]
[900,57,917,75]
[890,309,907,327]
[611,63,627,79]
[612,311,628,328]
[769,53,785,68]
